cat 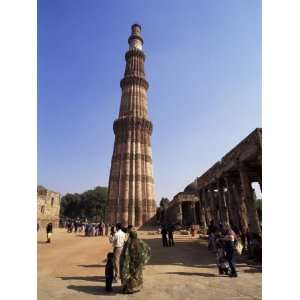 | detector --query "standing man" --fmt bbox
[46,222,53,243]
[109,223,126,282]
[105,223,109,236]
[207,220,217,251]
[167,224,175,247]
[161,225,168,247]
[223,224,238,277]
